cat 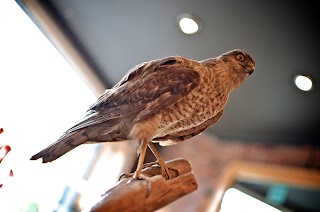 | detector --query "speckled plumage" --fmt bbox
[31,49,255,179]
